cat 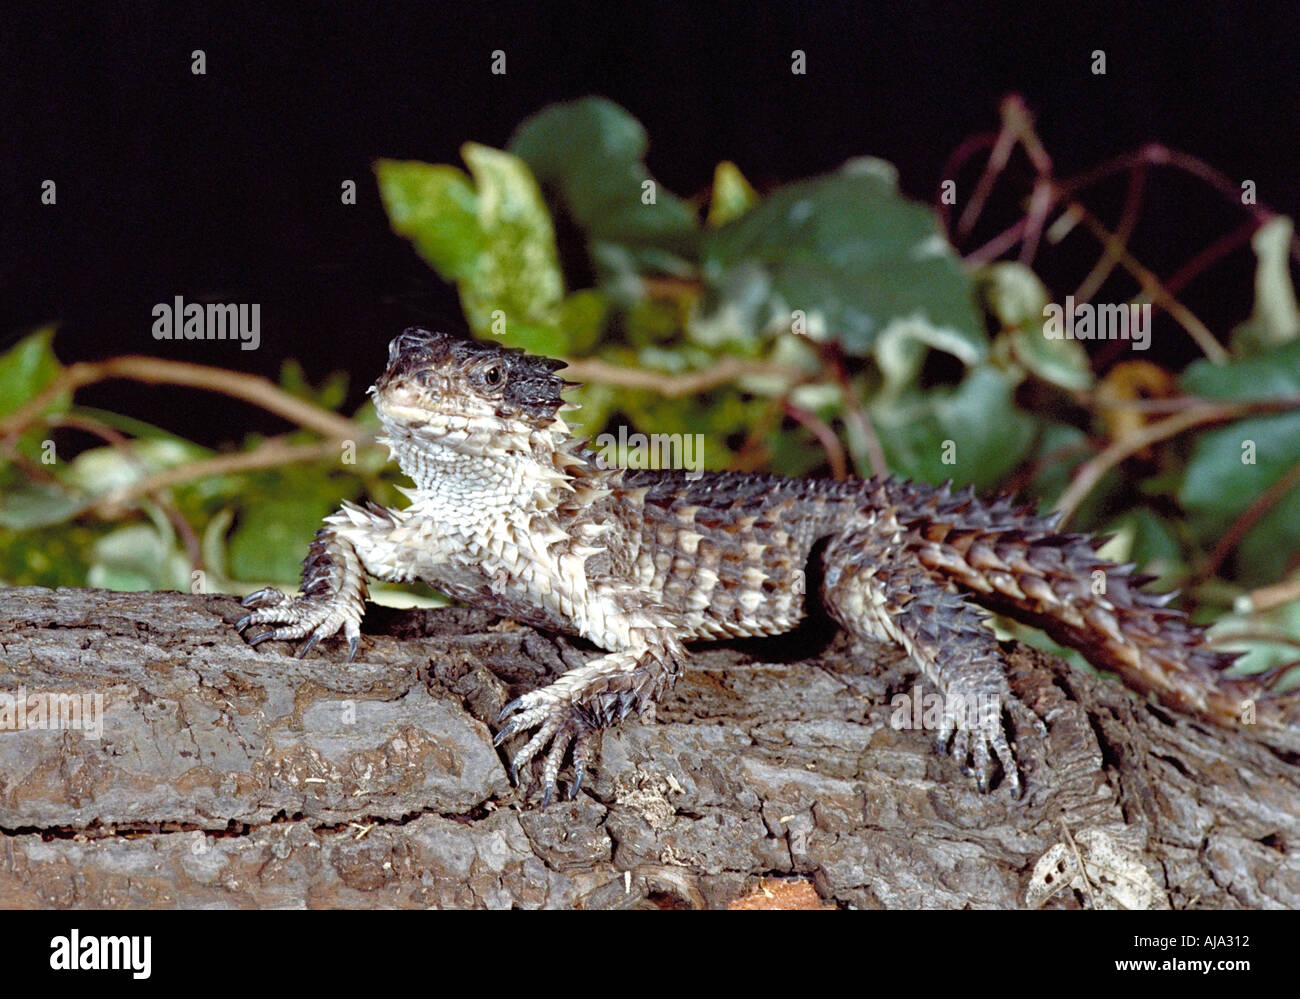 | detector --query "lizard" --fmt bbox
[236,326,1300,804]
